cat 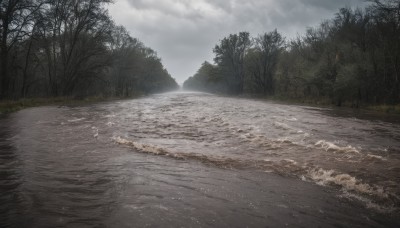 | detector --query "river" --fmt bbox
[1,91,399,227]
